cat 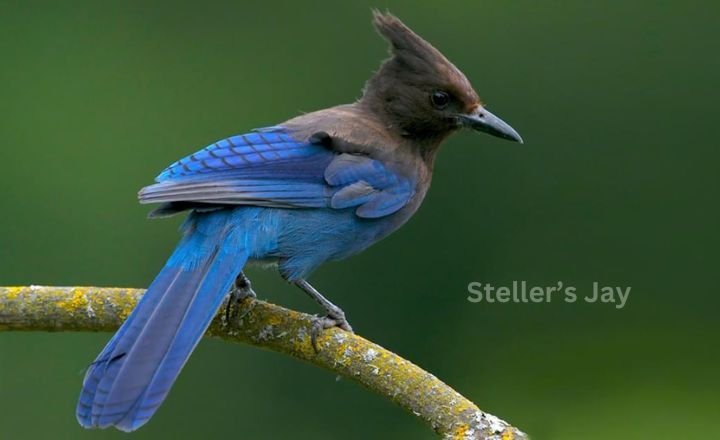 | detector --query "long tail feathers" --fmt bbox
[77,213,248,431]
